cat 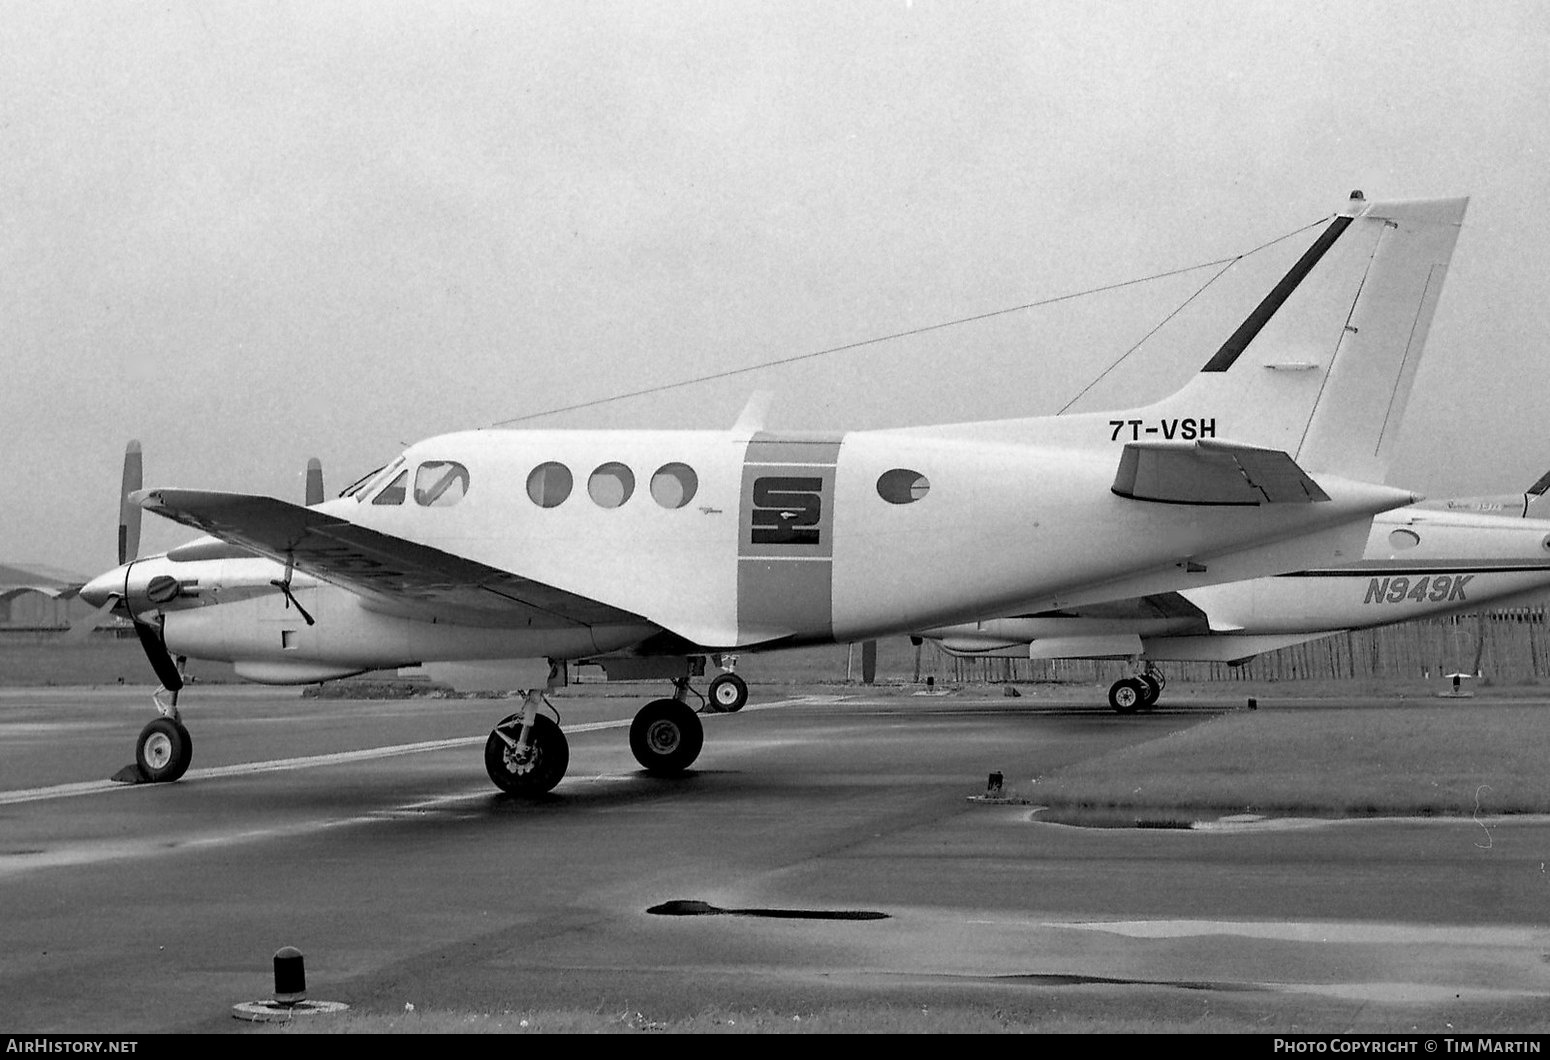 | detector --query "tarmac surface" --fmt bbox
[2,681,1549,1033]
